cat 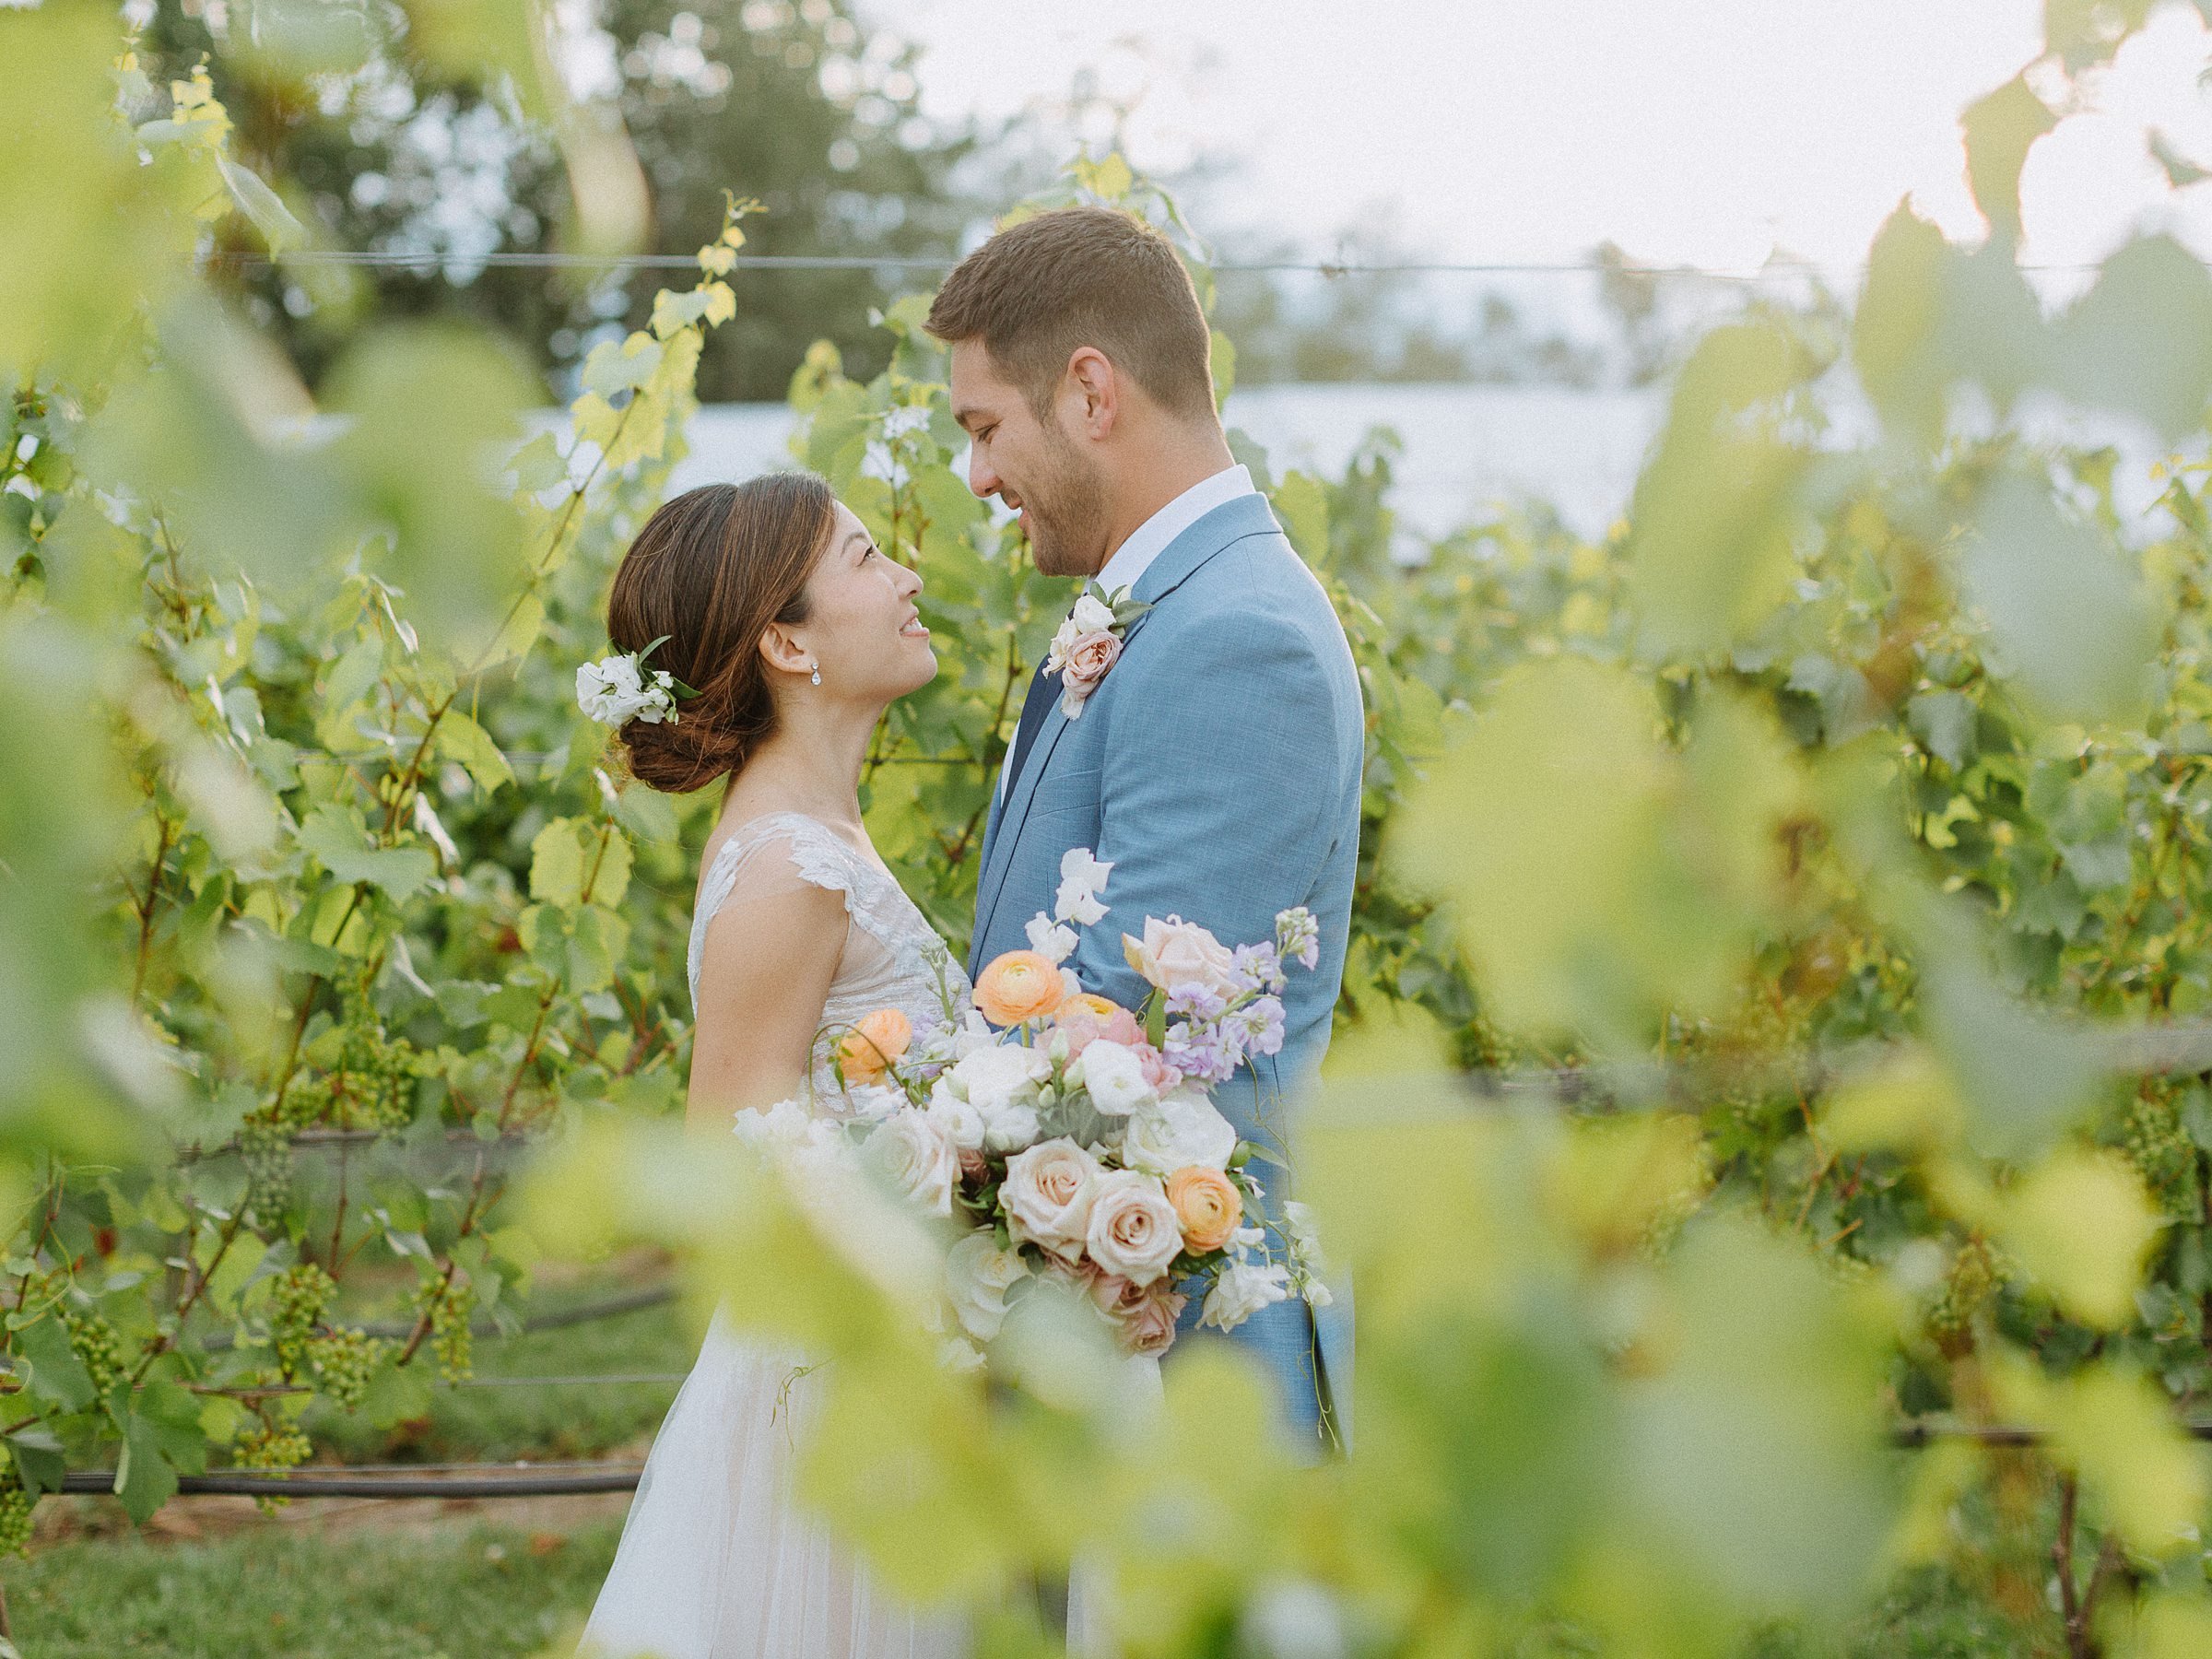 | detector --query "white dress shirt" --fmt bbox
[997,463,1260,803]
